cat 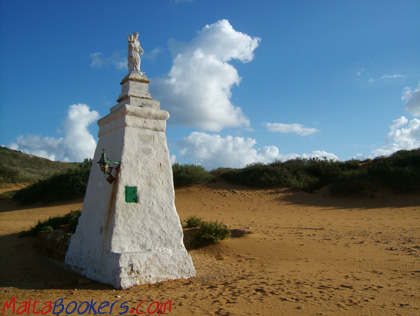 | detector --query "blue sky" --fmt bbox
[1,0,419,169]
